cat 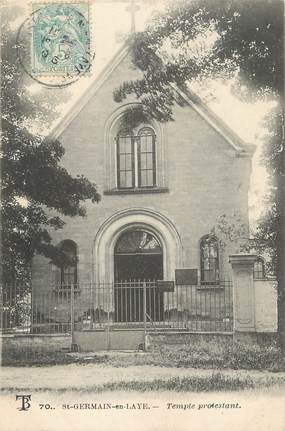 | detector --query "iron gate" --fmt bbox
[1,280,233,335]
